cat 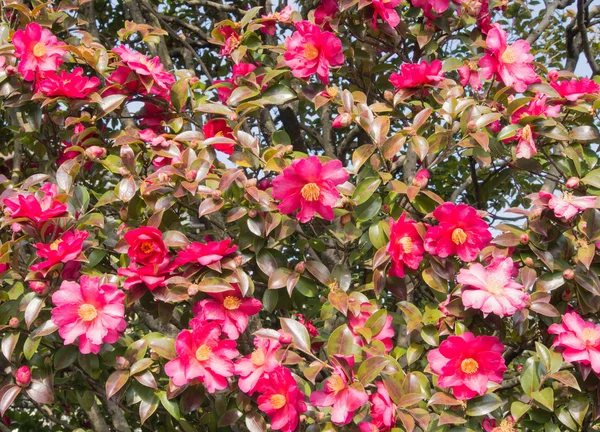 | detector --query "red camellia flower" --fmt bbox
[235,336,281,394]
[15,366,31,387]
[427,332,506,400]
[124,226,168,266]
[3,183,67,228]
[36,68,100,98]
[257,366,308,432]
[284,21,344,84]
[314,0,339,28]
[424,202,492,262]
[390,60,444,89]
[202,119,236,155]
[371,0,401,29]
[548,312,600,373]
[310,355,369,424]
[191,283,262,340]
[215,62,258,103]
[164,322,239,392]
[478,24,540,92]
[368,381,396,430]
[550,77,600,102]
[31,230,88,275]
[349,303,394,353]
[176,238,237,267]
[387,214,425,278]
[118,257,176,291]
[12,23,65,81]
[272,155,349,223]
[51,276,126,354]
